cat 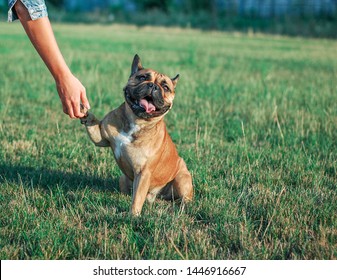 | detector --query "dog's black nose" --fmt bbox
[148,82,159,90]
